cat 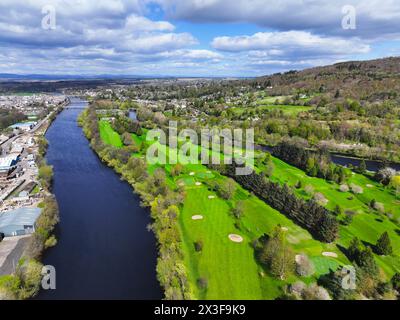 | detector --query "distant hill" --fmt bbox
[0,74,153,81]
[254,56,400,103]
